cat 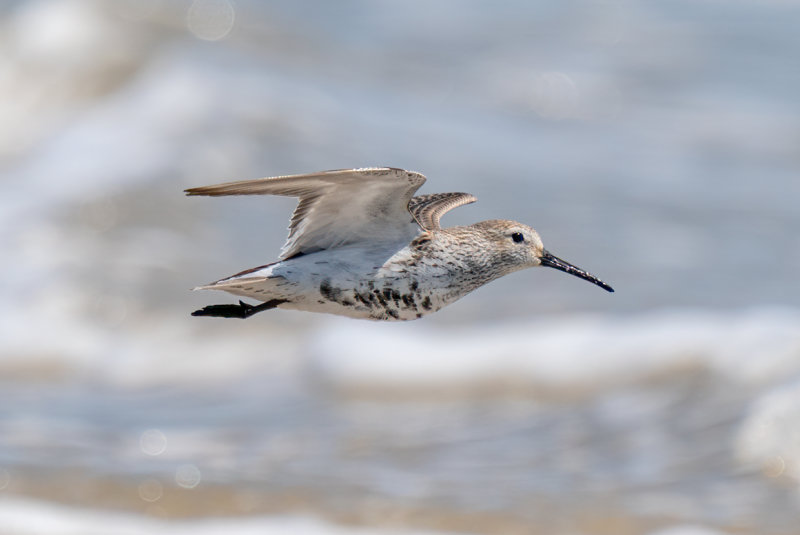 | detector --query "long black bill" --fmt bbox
[540,251,614,292]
